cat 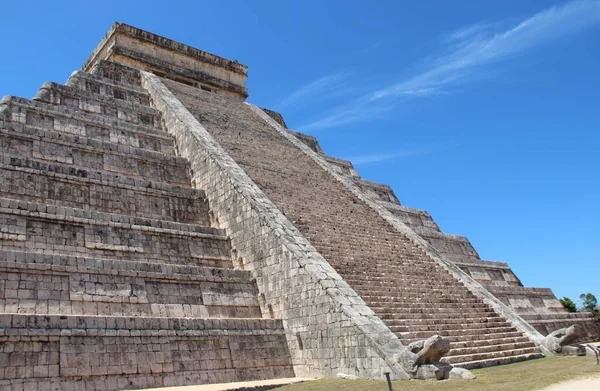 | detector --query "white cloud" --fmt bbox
[371,0,600,101]
[299,0,600,130]
[345,147,437,165]
[276,72,352,109]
